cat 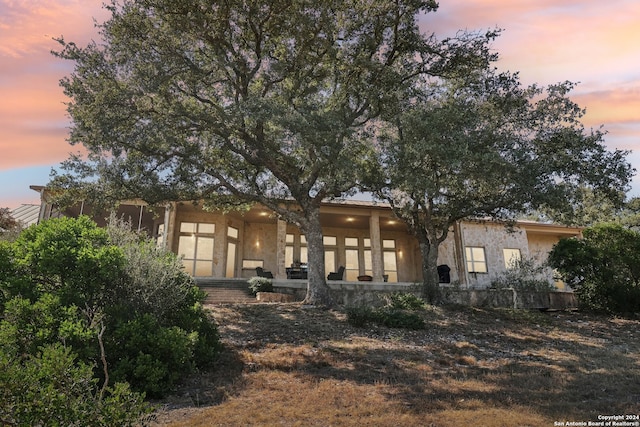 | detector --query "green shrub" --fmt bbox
[0,216,222,402]
[108,314,196,398]
[0,293,96,360]
[106,215,198,320]
[345,305,376,327]
[13,216,125,308]
[346,293,426,330]
[549,223,640,314]
[0,343,151,426]
[248,276,273,295]
[490,257,554,292]
[385,292,425,310]
[374,307,426,330]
